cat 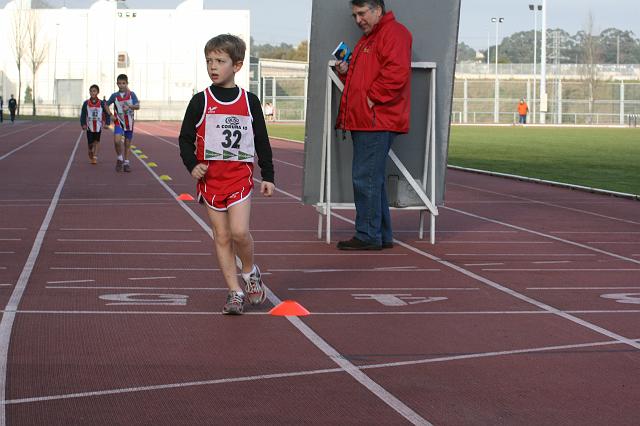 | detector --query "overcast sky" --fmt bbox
[4,0,640,49]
